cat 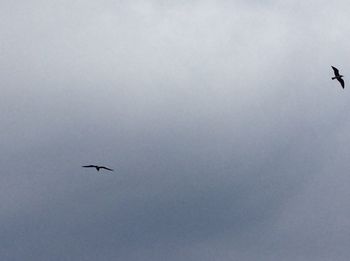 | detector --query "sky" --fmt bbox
[1,0,350,260]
